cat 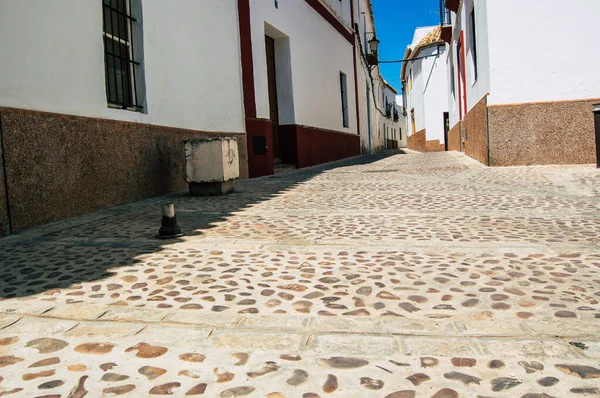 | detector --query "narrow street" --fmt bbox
[1,150,600,397]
